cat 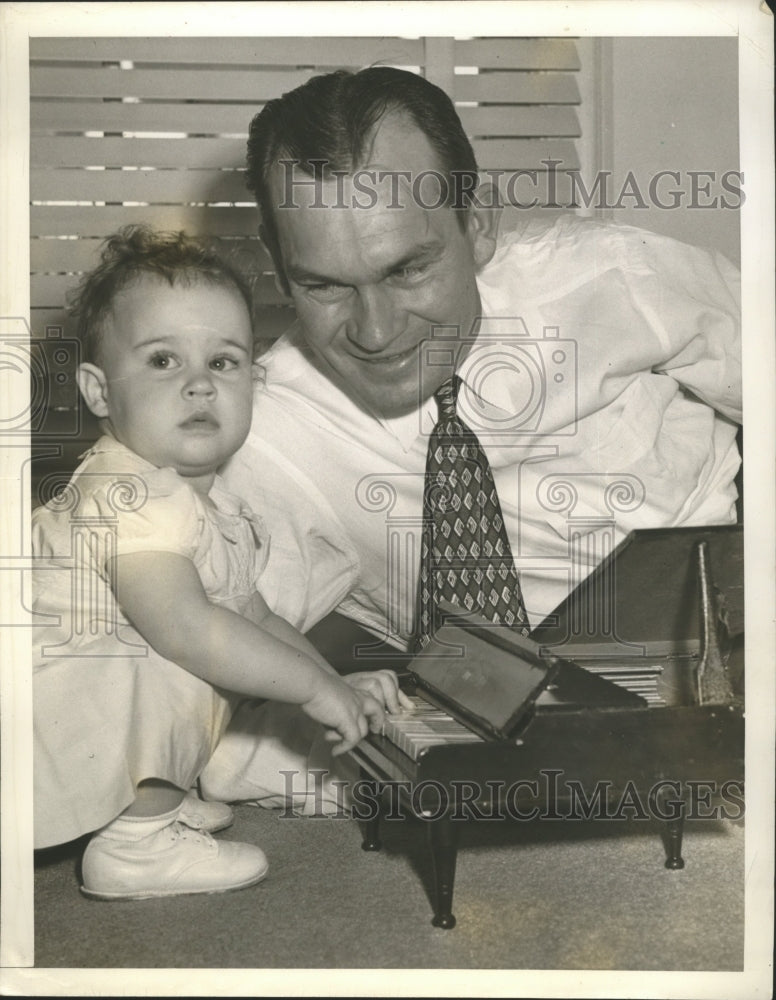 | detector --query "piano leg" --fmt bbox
[428,816,460,929]
[359,771,382,852]
[664,815,686,870]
